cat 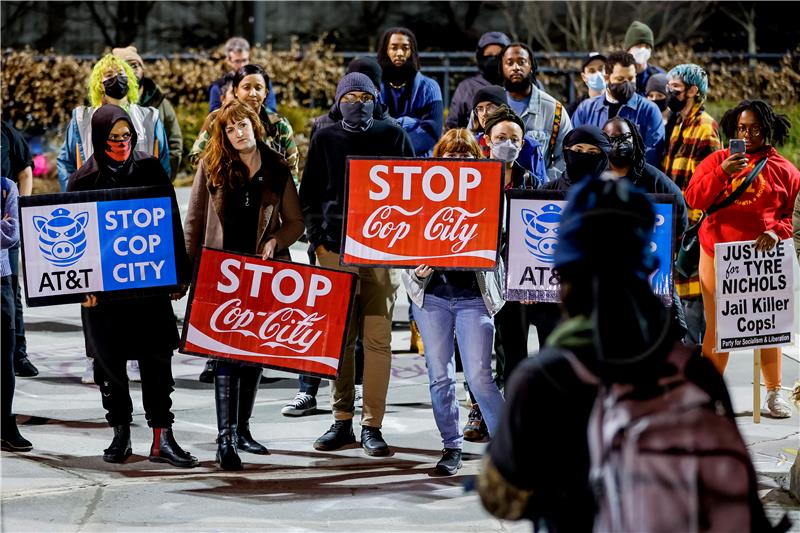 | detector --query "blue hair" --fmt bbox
[667,63,708,99]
